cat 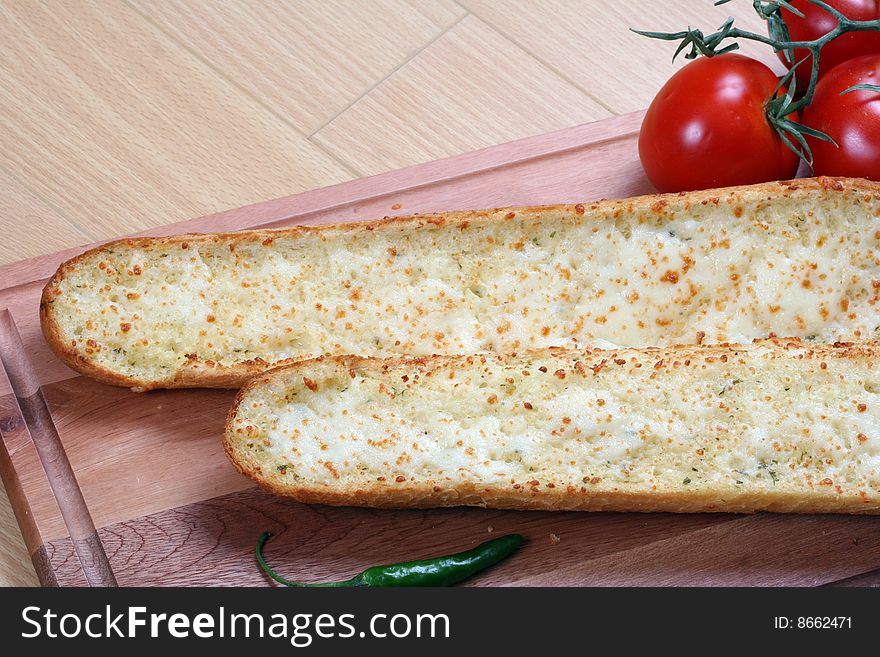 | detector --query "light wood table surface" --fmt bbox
[0,0,781,586]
